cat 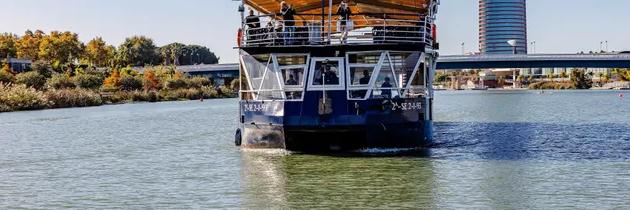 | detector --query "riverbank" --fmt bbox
[0,83,236,113]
